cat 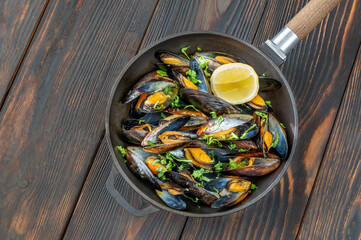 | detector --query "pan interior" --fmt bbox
[107,33,297,217]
